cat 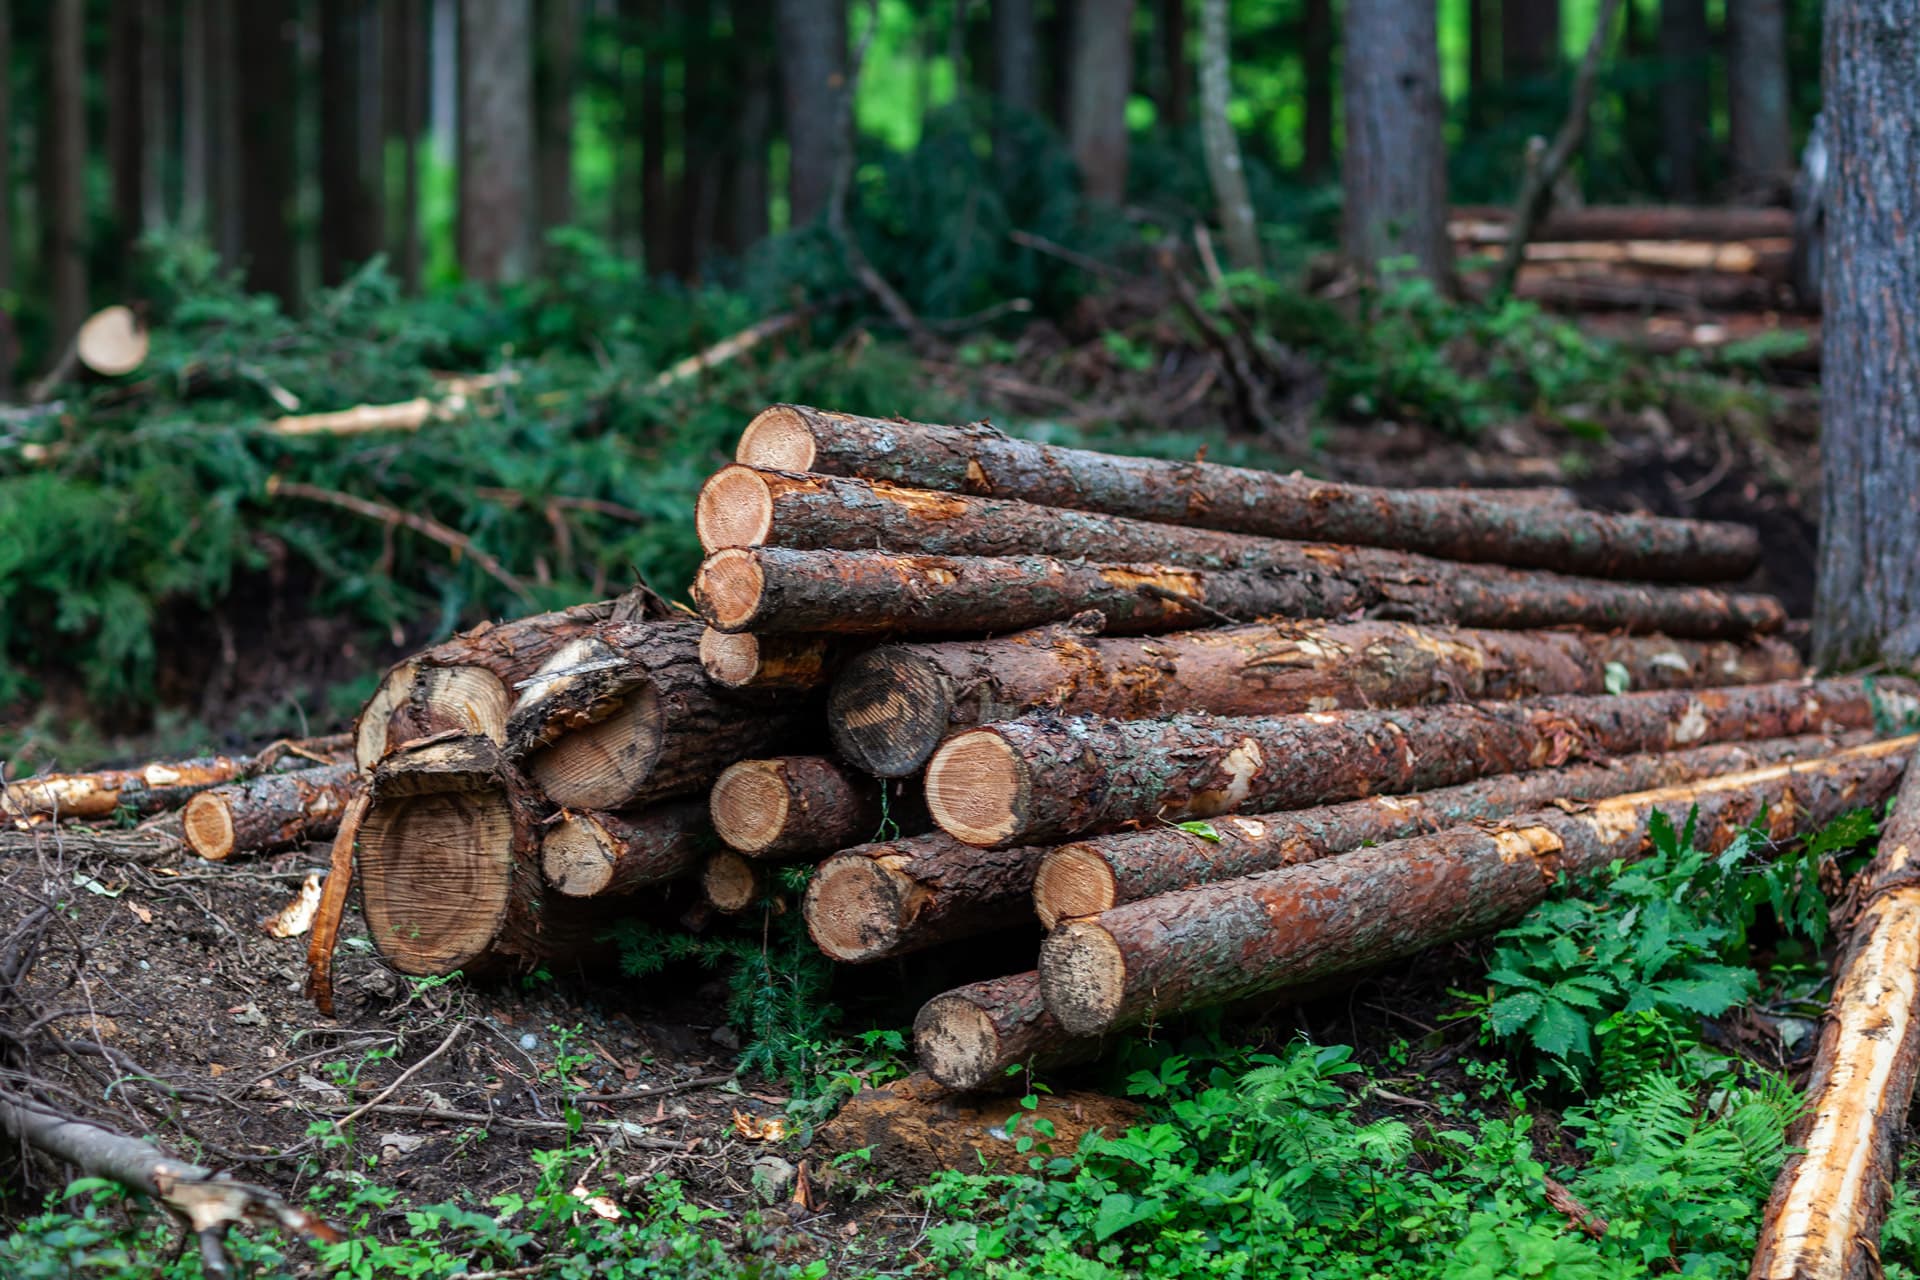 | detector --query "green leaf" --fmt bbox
[1092,1193,1164,1242]
[1653,968,1755,1015]
[1603,661,1631,695]
[1487,991,1543,1037]
[1528,999,1593,1060]
[1173,820,1222,843]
